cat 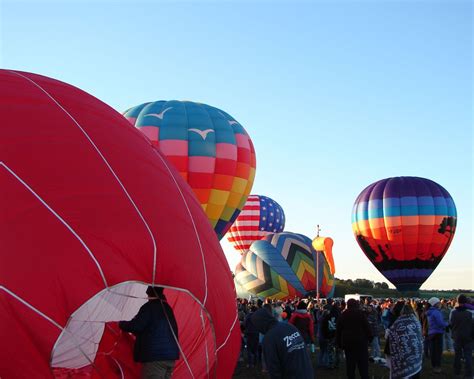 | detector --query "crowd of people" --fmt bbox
[237,294,474,379]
